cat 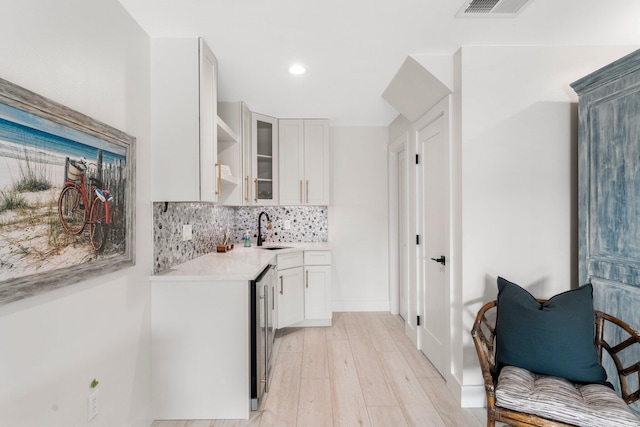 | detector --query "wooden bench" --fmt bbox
[471,300,640,427]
